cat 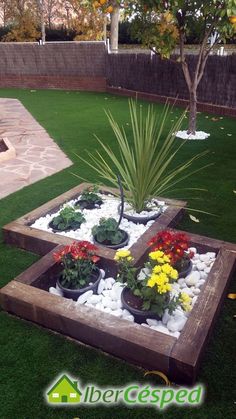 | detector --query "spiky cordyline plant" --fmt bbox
[75,99,211,213]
